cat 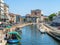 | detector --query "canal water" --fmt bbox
[8,25,60,45]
